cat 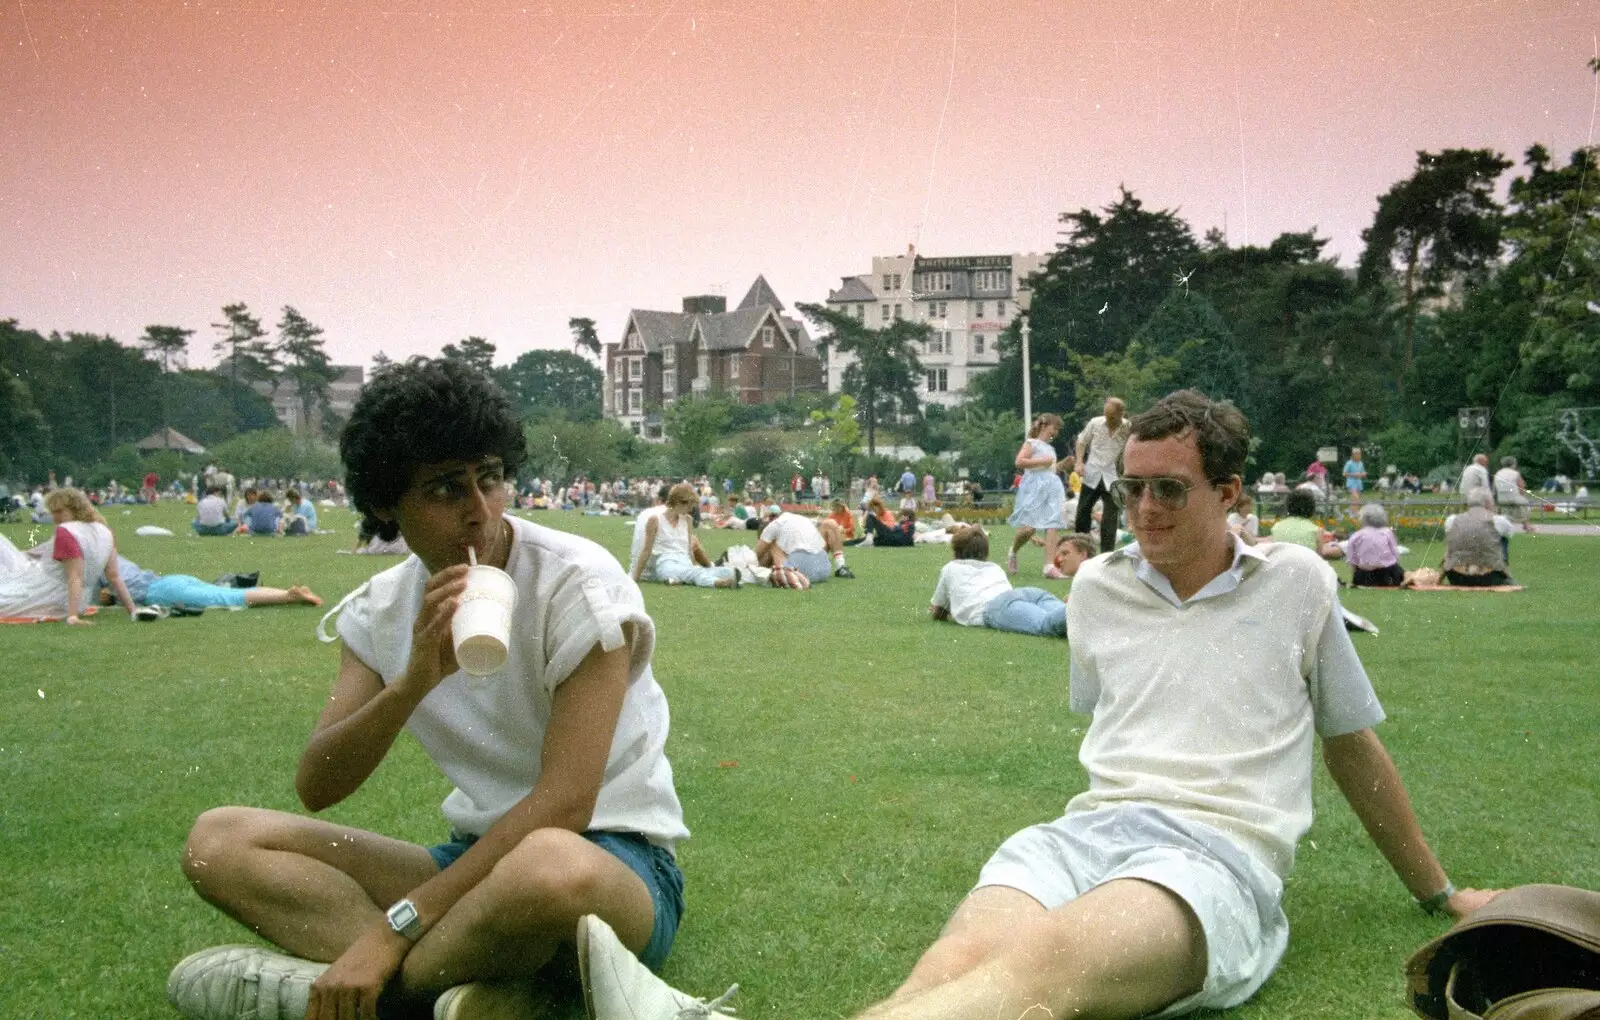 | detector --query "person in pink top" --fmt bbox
[1346,502,1404,587]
